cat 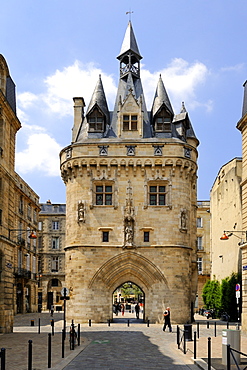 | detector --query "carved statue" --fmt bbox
[123,181,135,248]
[78,201,85,223]
[181,210,187,229]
